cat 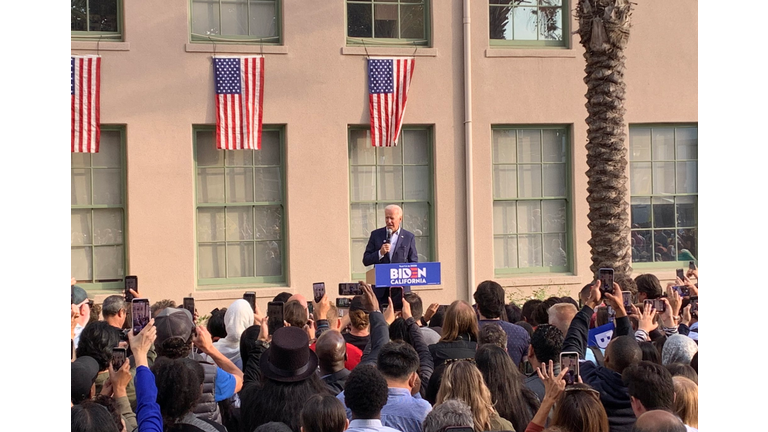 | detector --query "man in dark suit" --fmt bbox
[363,204,418,266]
